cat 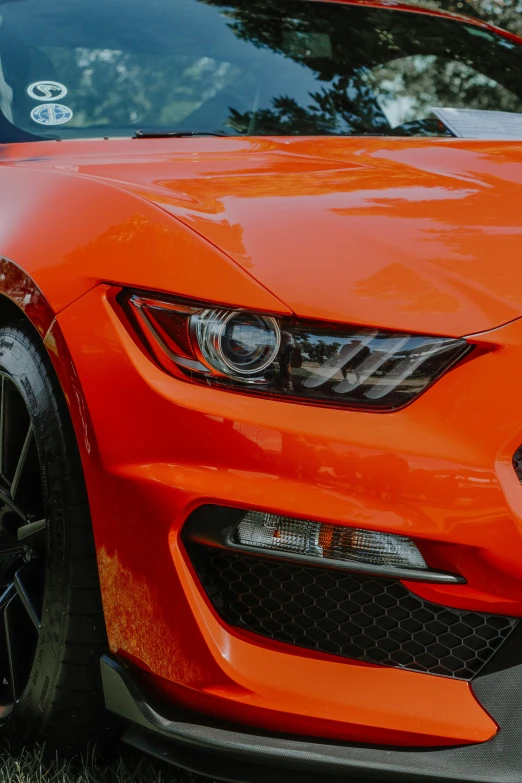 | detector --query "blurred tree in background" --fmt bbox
[456,0,522,34]
[410,0,522,35]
